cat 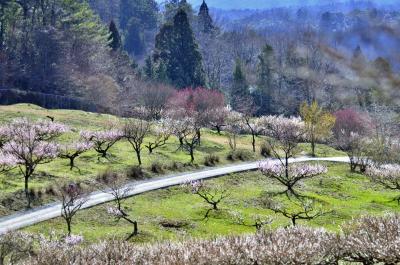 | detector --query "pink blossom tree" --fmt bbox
[0,118,67,208]
[80,129,123,159]
[333,109,373,172]
[167,88,225,144]
[58,141,93,170]
[0,153,17,173]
